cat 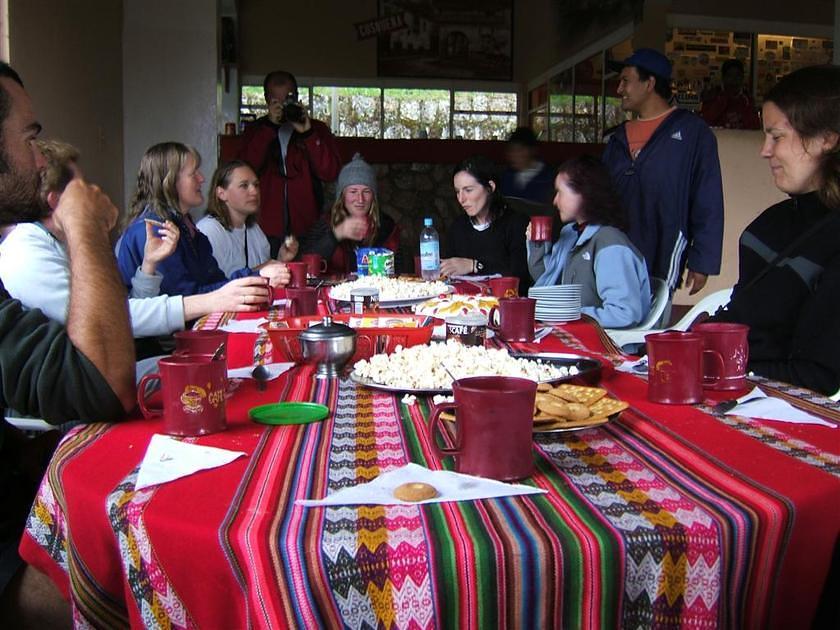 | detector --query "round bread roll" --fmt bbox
[537,397,570,418]
[393,482,439,502]
[566,402,591,421]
